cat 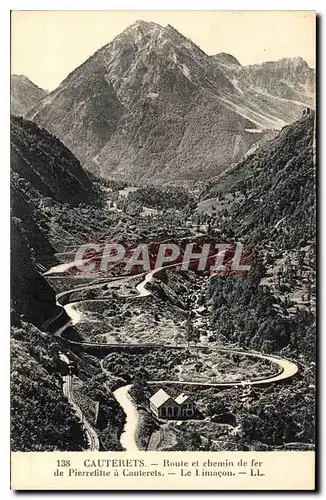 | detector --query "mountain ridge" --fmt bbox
[27,20,315,183]
[11,74,48,117]
[11,115,97,206]
[10,115,101,324]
